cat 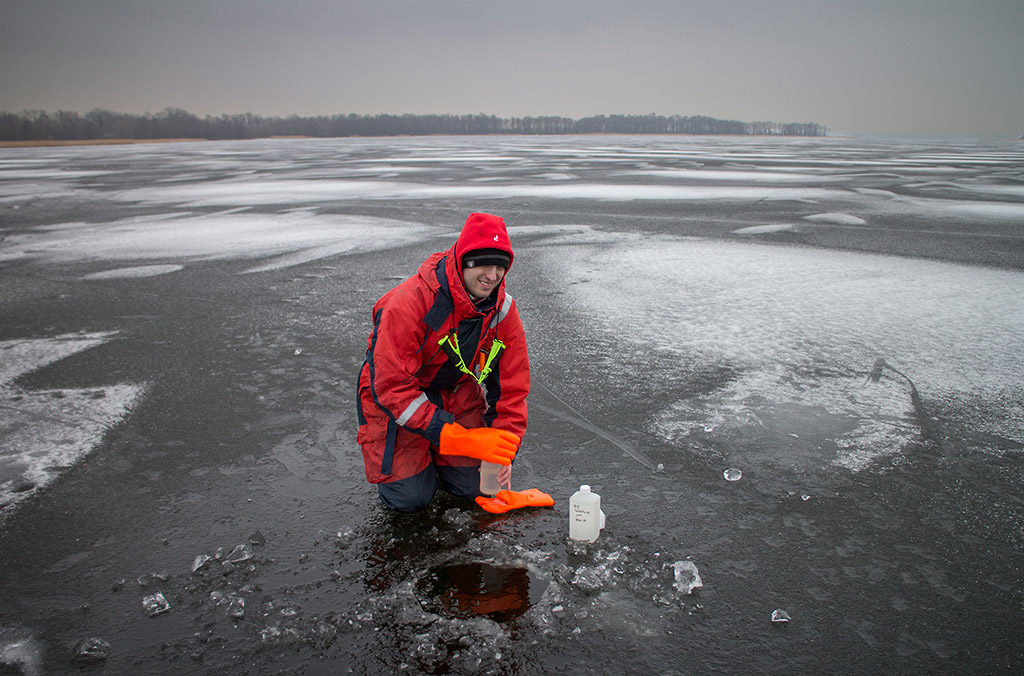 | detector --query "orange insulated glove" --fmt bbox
[438,423,519,465]
[476,489,555,514]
